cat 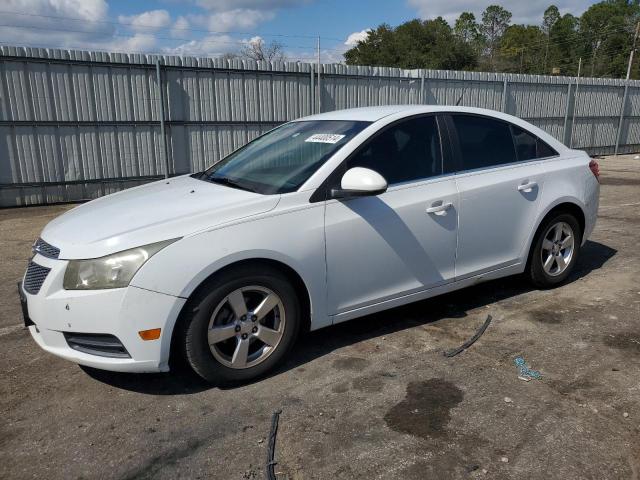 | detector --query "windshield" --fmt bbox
[197,120,370,194]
